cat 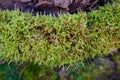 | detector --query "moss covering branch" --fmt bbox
[0,1,120,67]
